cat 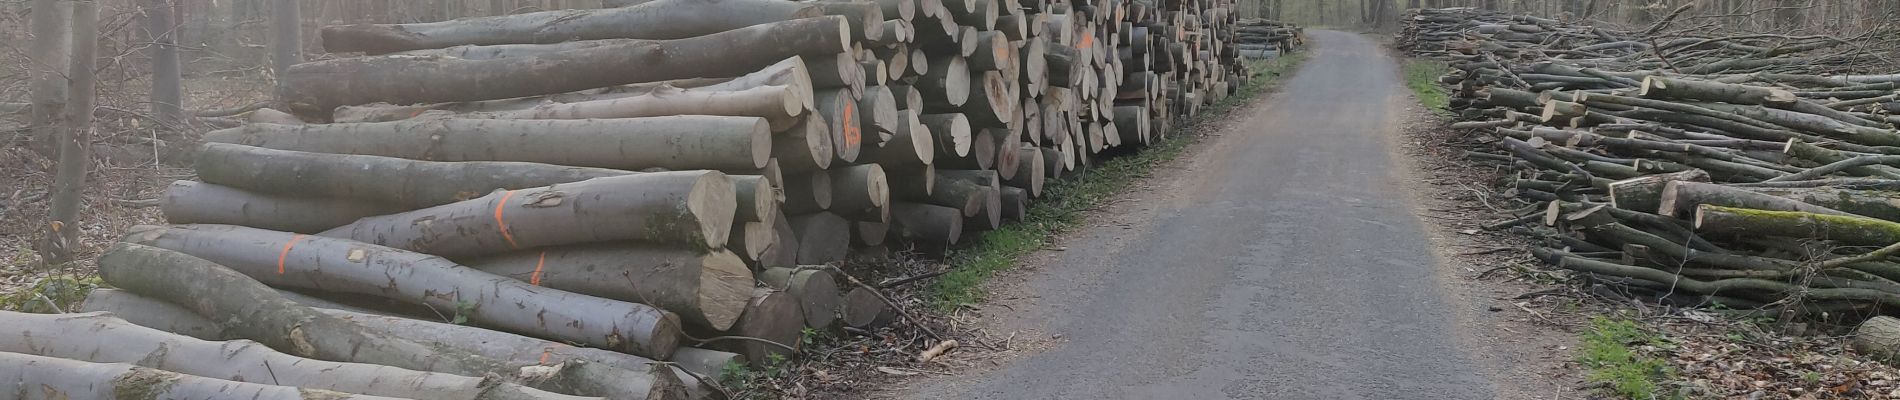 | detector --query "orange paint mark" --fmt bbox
[529,251,547,286]
[276,234,307,275]
[538,349,552,365]
[841,103,862,149]
[493,190,521,249]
